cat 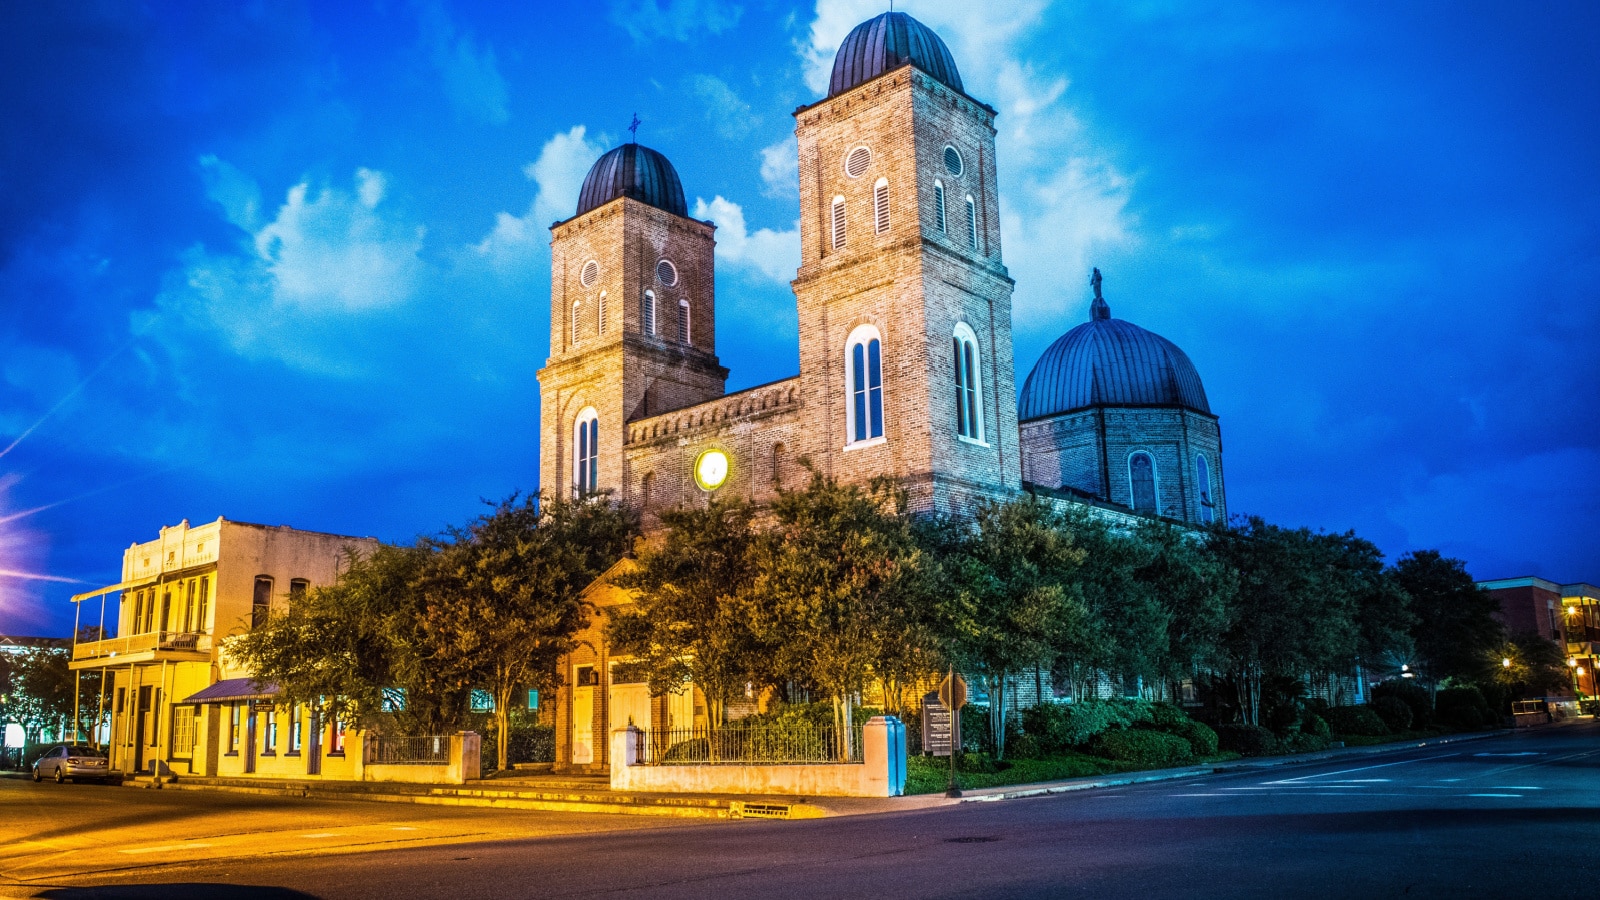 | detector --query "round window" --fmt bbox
[844,146,872,178]
[656,259,678,286]
[693,448,730,491]
[580,259,600,287]
[943,146,963,177]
